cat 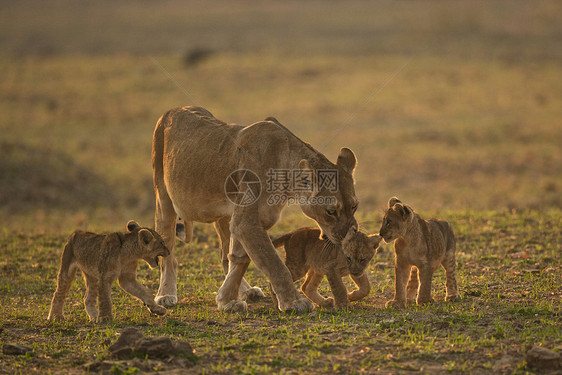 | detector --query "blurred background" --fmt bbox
[1,0,561,233]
